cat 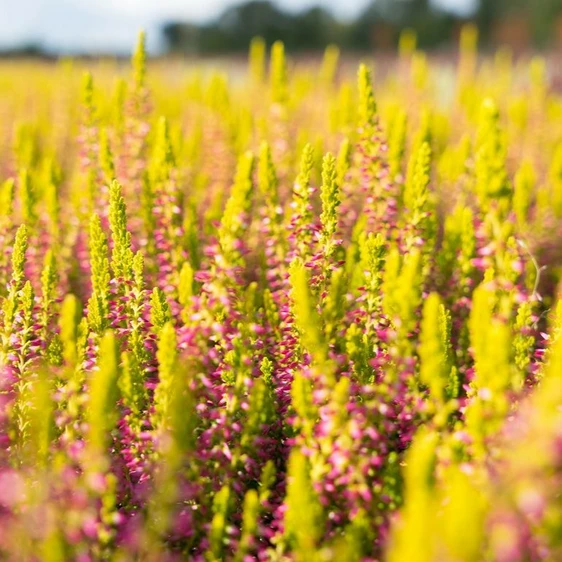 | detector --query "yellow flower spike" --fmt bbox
[283,449,324,560]
[132,30,147,93]
[336,137,352,187]
[11,224,29,291]
[404,141,432,220]
[218,151,254,267]
[549,142,562,217]
[270,41,288,105]
[18,168,37,227]
[319,44,340,87]
[150,287,172,331]
[86,331,120,459]
[458,23,478,82]
[13,122,38,169]
[178,261,195,311]
[152,322,178,430]
[439,464,487,561]
[236,490,260,562]
[357,63,376,128]
[331,80,355,133]
[419,293,452,403]
[475,98,510,210]
[289,259,325,362]
[319,152,340,262]
[466,285,514,458]
[59,294,82,367]
[209,486,232,560]
[249,36,266,85]
[108,180,134,282]
[150,116,176,186]
[257,141,279,209]
[0,178,15,220]
[99,128,116,185]
[399,28,417,59]
[387,428,439,562]
[411,51,429,92]
[81,71,95,127]
[386,105,407,179]
[457,24,479,112]
[23,369,55,468]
